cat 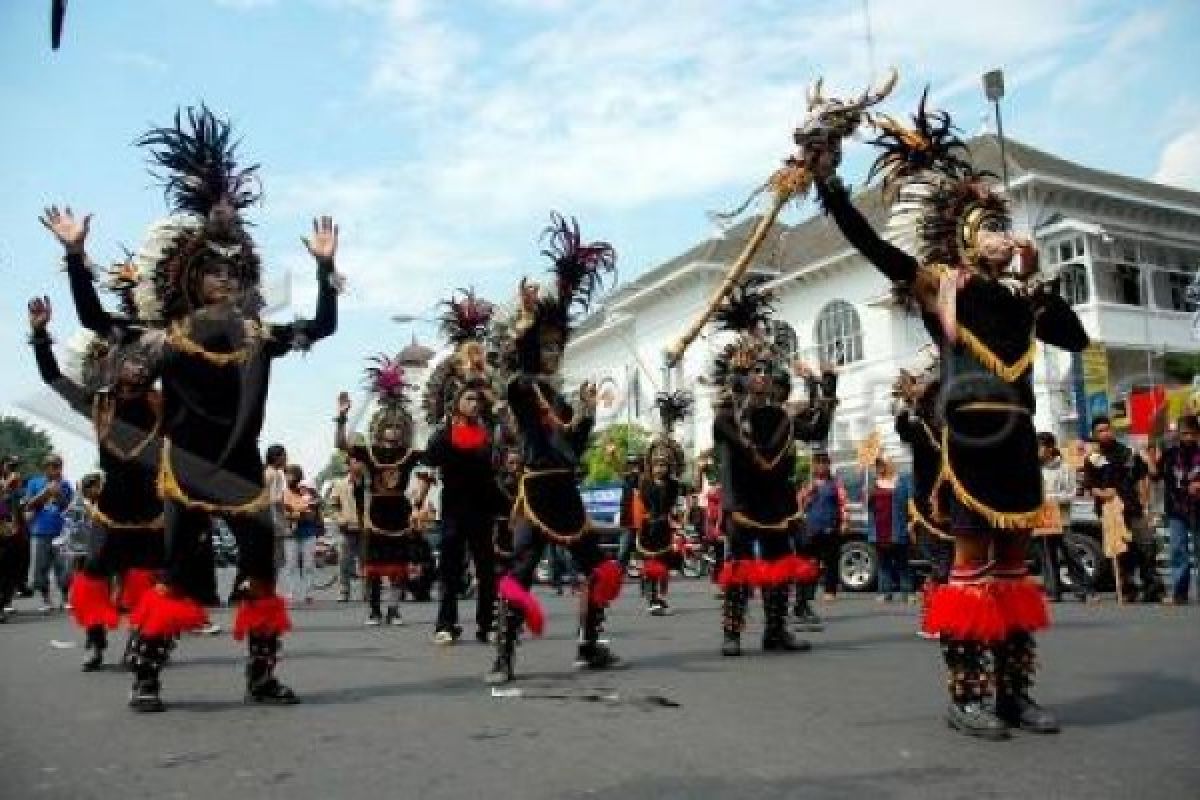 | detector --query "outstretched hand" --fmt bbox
[39,205,91,254]
[28,296,52,331]
[303,216,339,262]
